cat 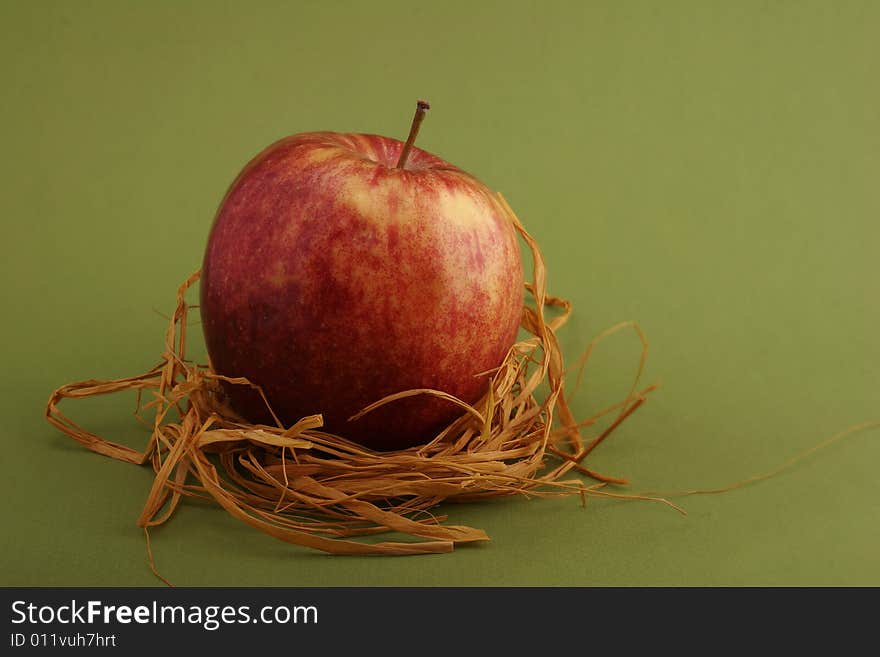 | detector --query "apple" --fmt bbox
[200,101,523,451]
